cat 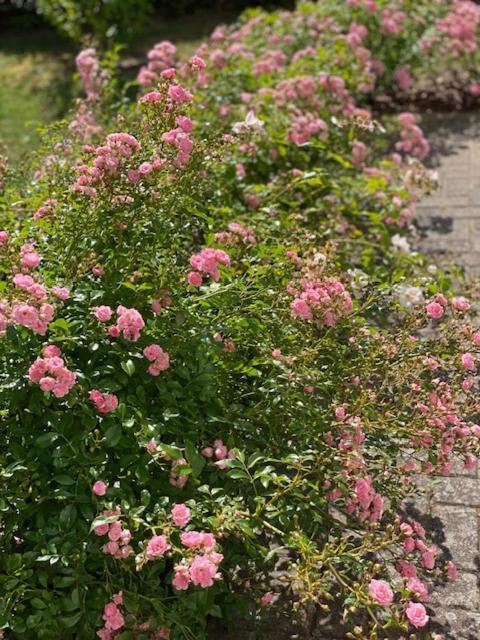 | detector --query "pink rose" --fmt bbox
[180,531,203,548]
[171,503,191,527]
[94,523,109,536]
[143,344,162,361]
[260,591,274,606]
[447,560,457,581]
[189,554,218,588]
[146,534,171,558]
[368,579,394,606]
[52,286,70,300]
[406,601,429,628]
[93,306,113,322]
[425,302,444,319]
[461,352,475,371]
[291,298,313,320]
[187,271,203,287]
[451,296,470,311]
[92,480,107,496]
[407,577,428,601]
[172,565,190,590]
